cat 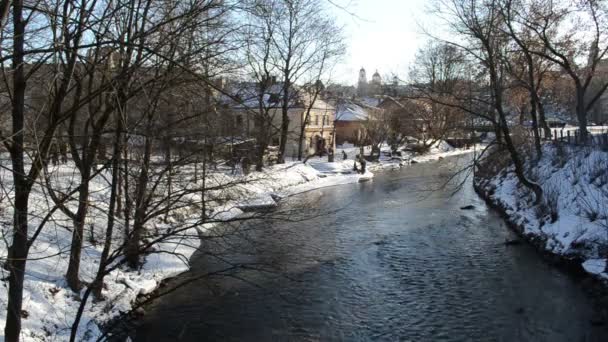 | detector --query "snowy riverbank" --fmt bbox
[474,144,608,281]
[0,142,473,341]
